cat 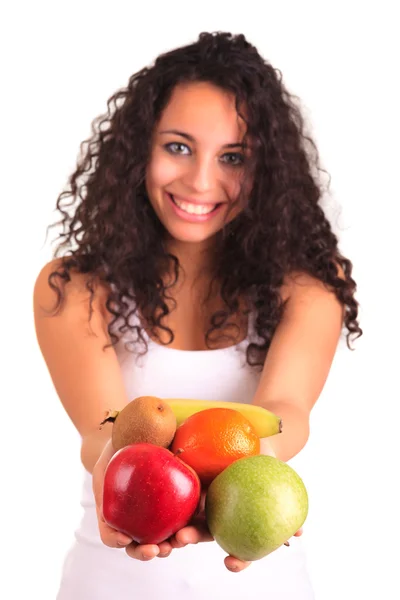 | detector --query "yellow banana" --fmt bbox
[163,398,282,438]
